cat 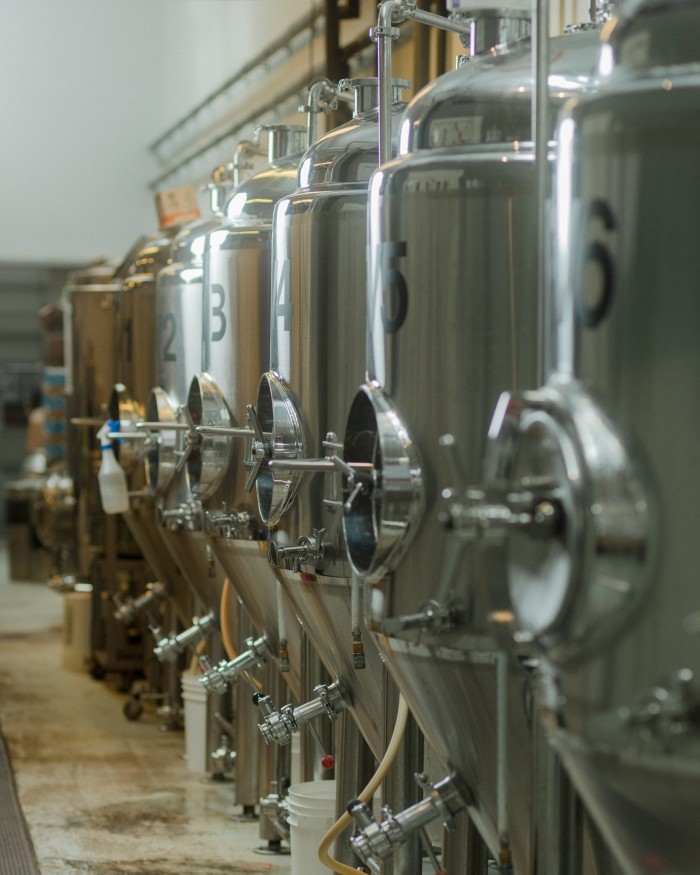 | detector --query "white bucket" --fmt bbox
[181,673,208,774]
[287,780,337,875]
[61,588,92,672]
